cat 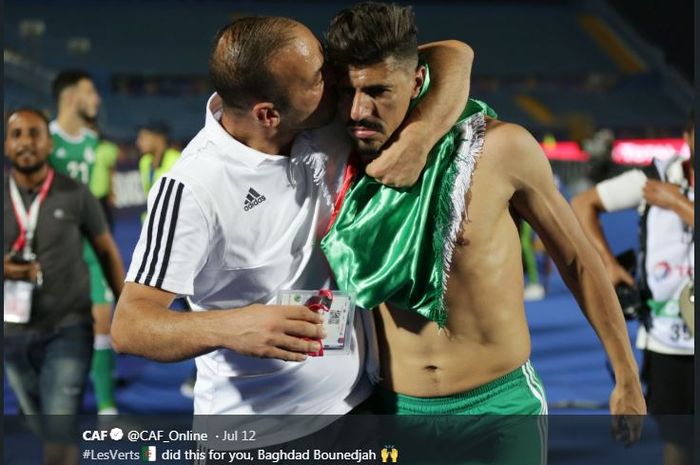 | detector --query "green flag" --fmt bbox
[321,96,495,327]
